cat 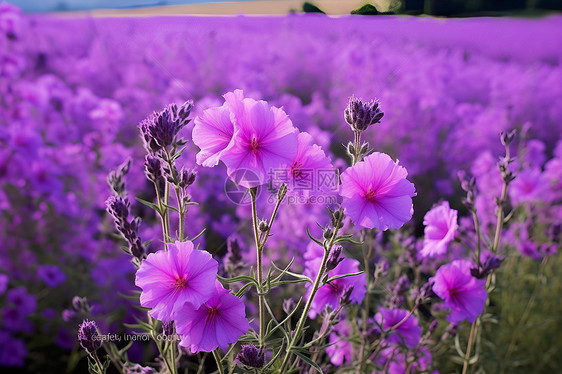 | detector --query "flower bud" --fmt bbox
[344,96,384,132]
[78,320,102,355]
[235,345,265,368]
